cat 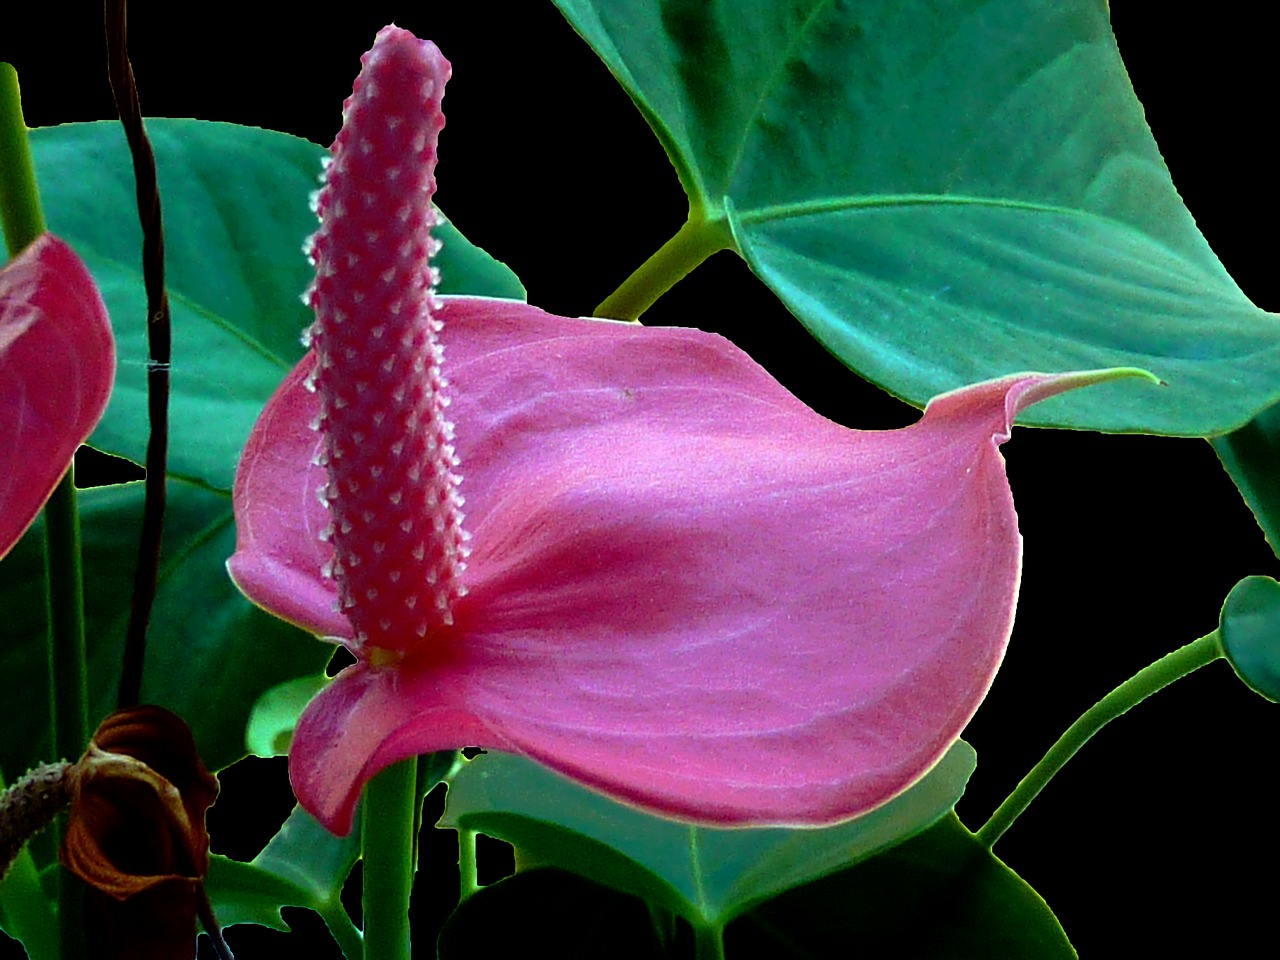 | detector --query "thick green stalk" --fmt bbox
[0,64,45,253]
[1,61,89,960]
[42,476,90,761]
[976,632,1224,849]
[594,218,729,321]
[361,759,418,960]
